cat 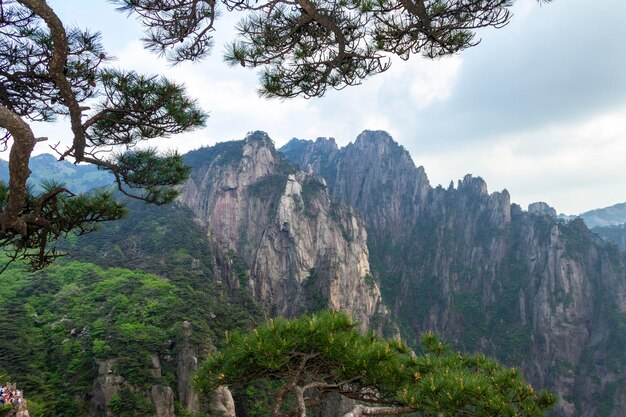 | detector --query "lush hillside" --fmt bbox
[0,195,261,417]
[2,132,625,417]
[1,260,194,416]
